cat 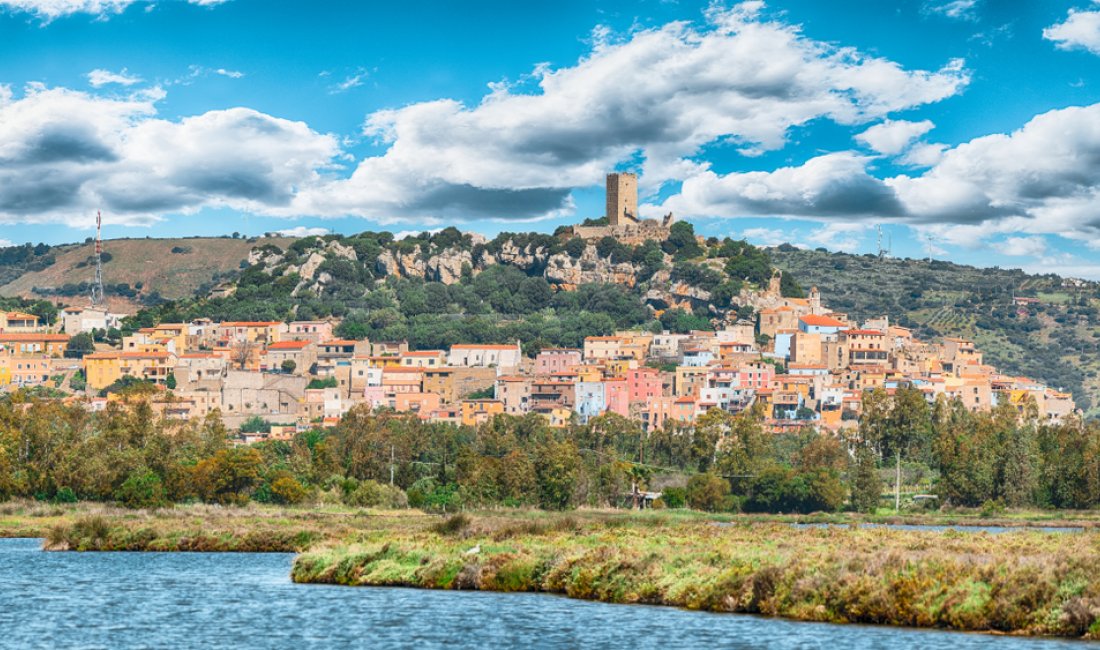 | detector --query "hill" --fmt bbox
[0,236,292,312]
[769,246,1100,417]
[1,226,1094,416]
[122,225,779,351]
